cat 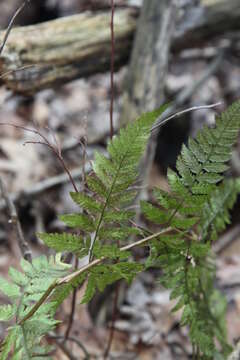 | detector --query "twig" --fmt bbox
[0,0,31,55]
[18,227,172,325]
[0,64,40,79]
[0,177,32,262]
[151,103,222,132]
[109,0,115,140]
[64,137,87,341]
[0,123,79,193]
[104,1,118,358]
[64,258,79,341]
[79,228,173,274]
